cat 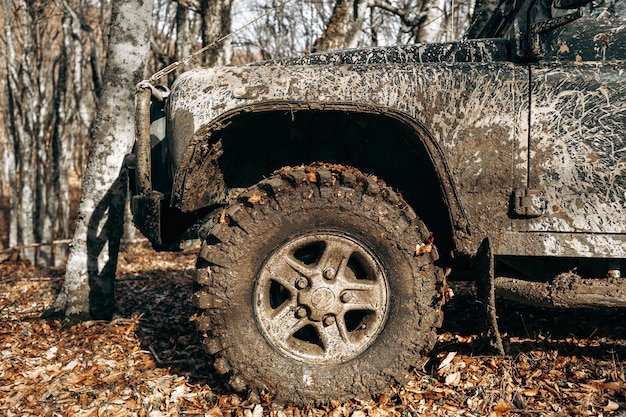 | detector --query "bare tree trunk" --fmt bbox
[59,0,93,131]
[200,0,233,66]
[36,109,55,266]
[0,110,18,249]
[46,0,153,323]
[0,66,17,249]
[2,0,78,266]
[2,0,37,262]
[313,0,370,52]
[175,4,200,76]
[52,22,73,266]
[415,0,447,43]
[56,0,102,265]
[55,7,74,265]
